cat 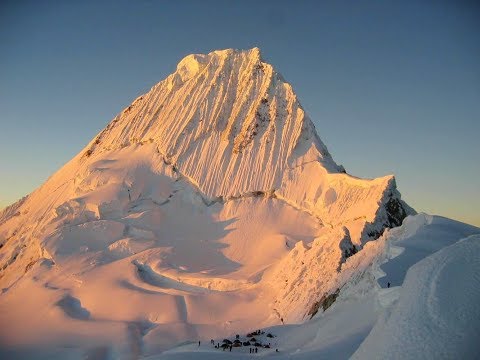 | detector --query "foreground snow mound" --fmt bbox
[142,215,479,359]
[353,233,480,359]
